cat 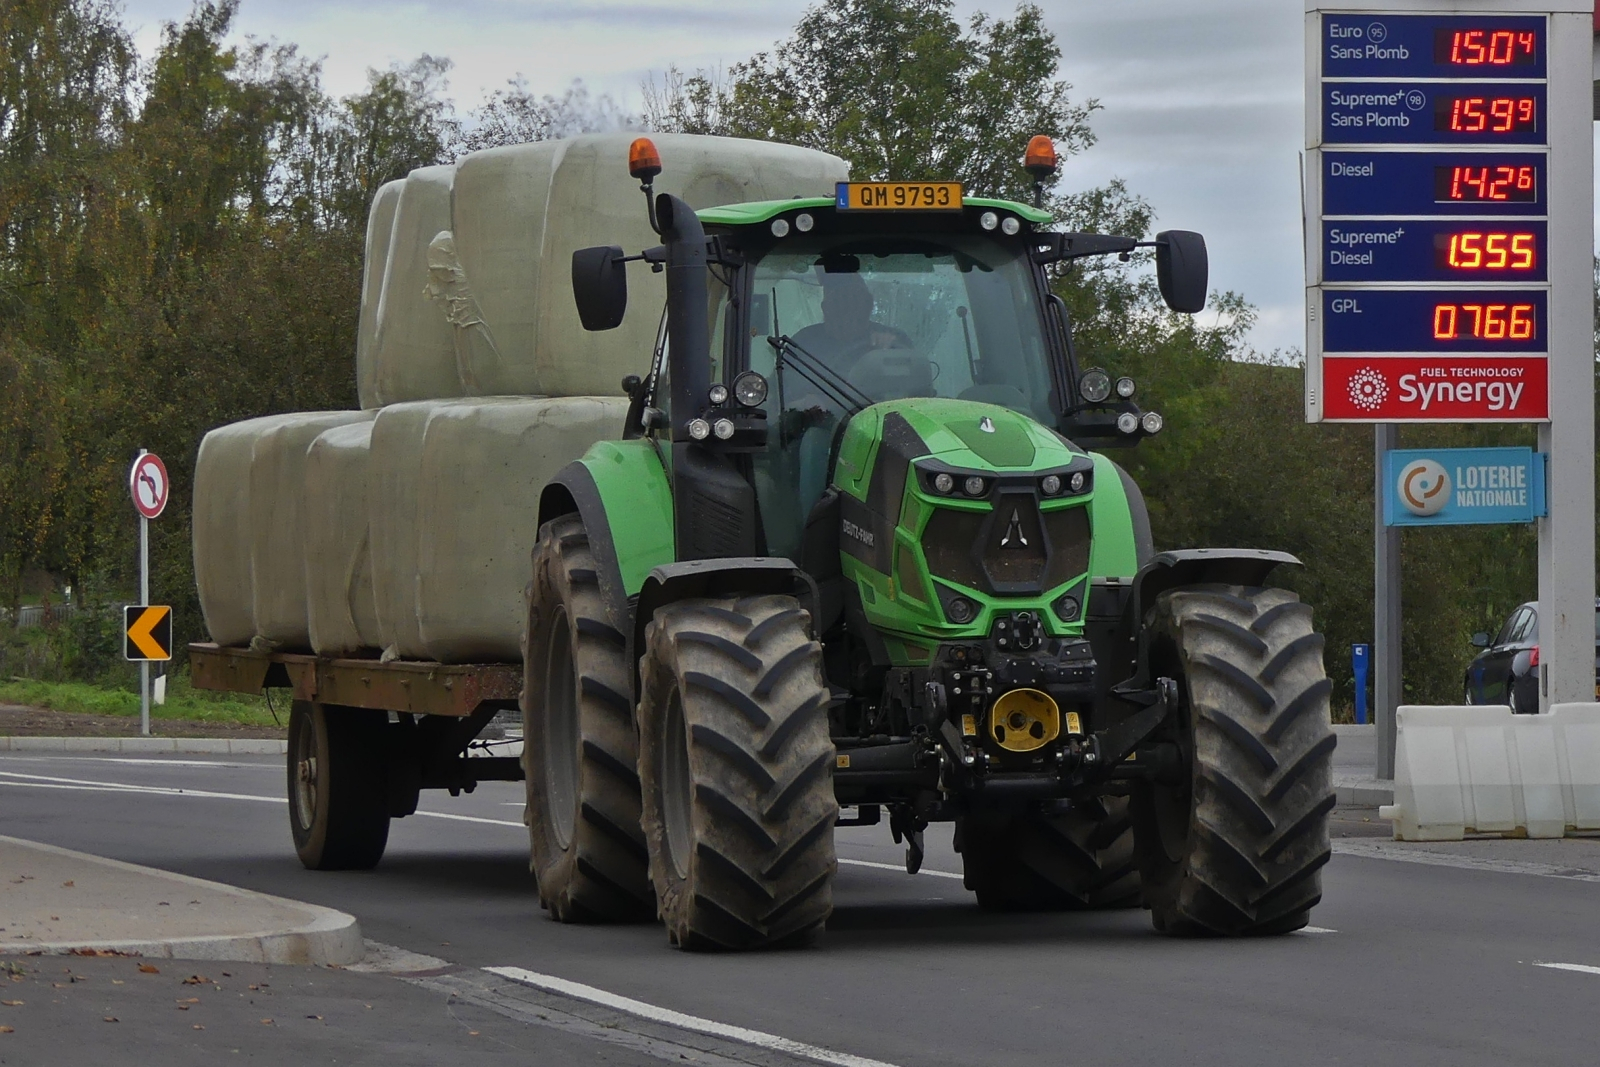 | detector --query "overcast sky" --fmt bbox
[118,1,1599,358]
